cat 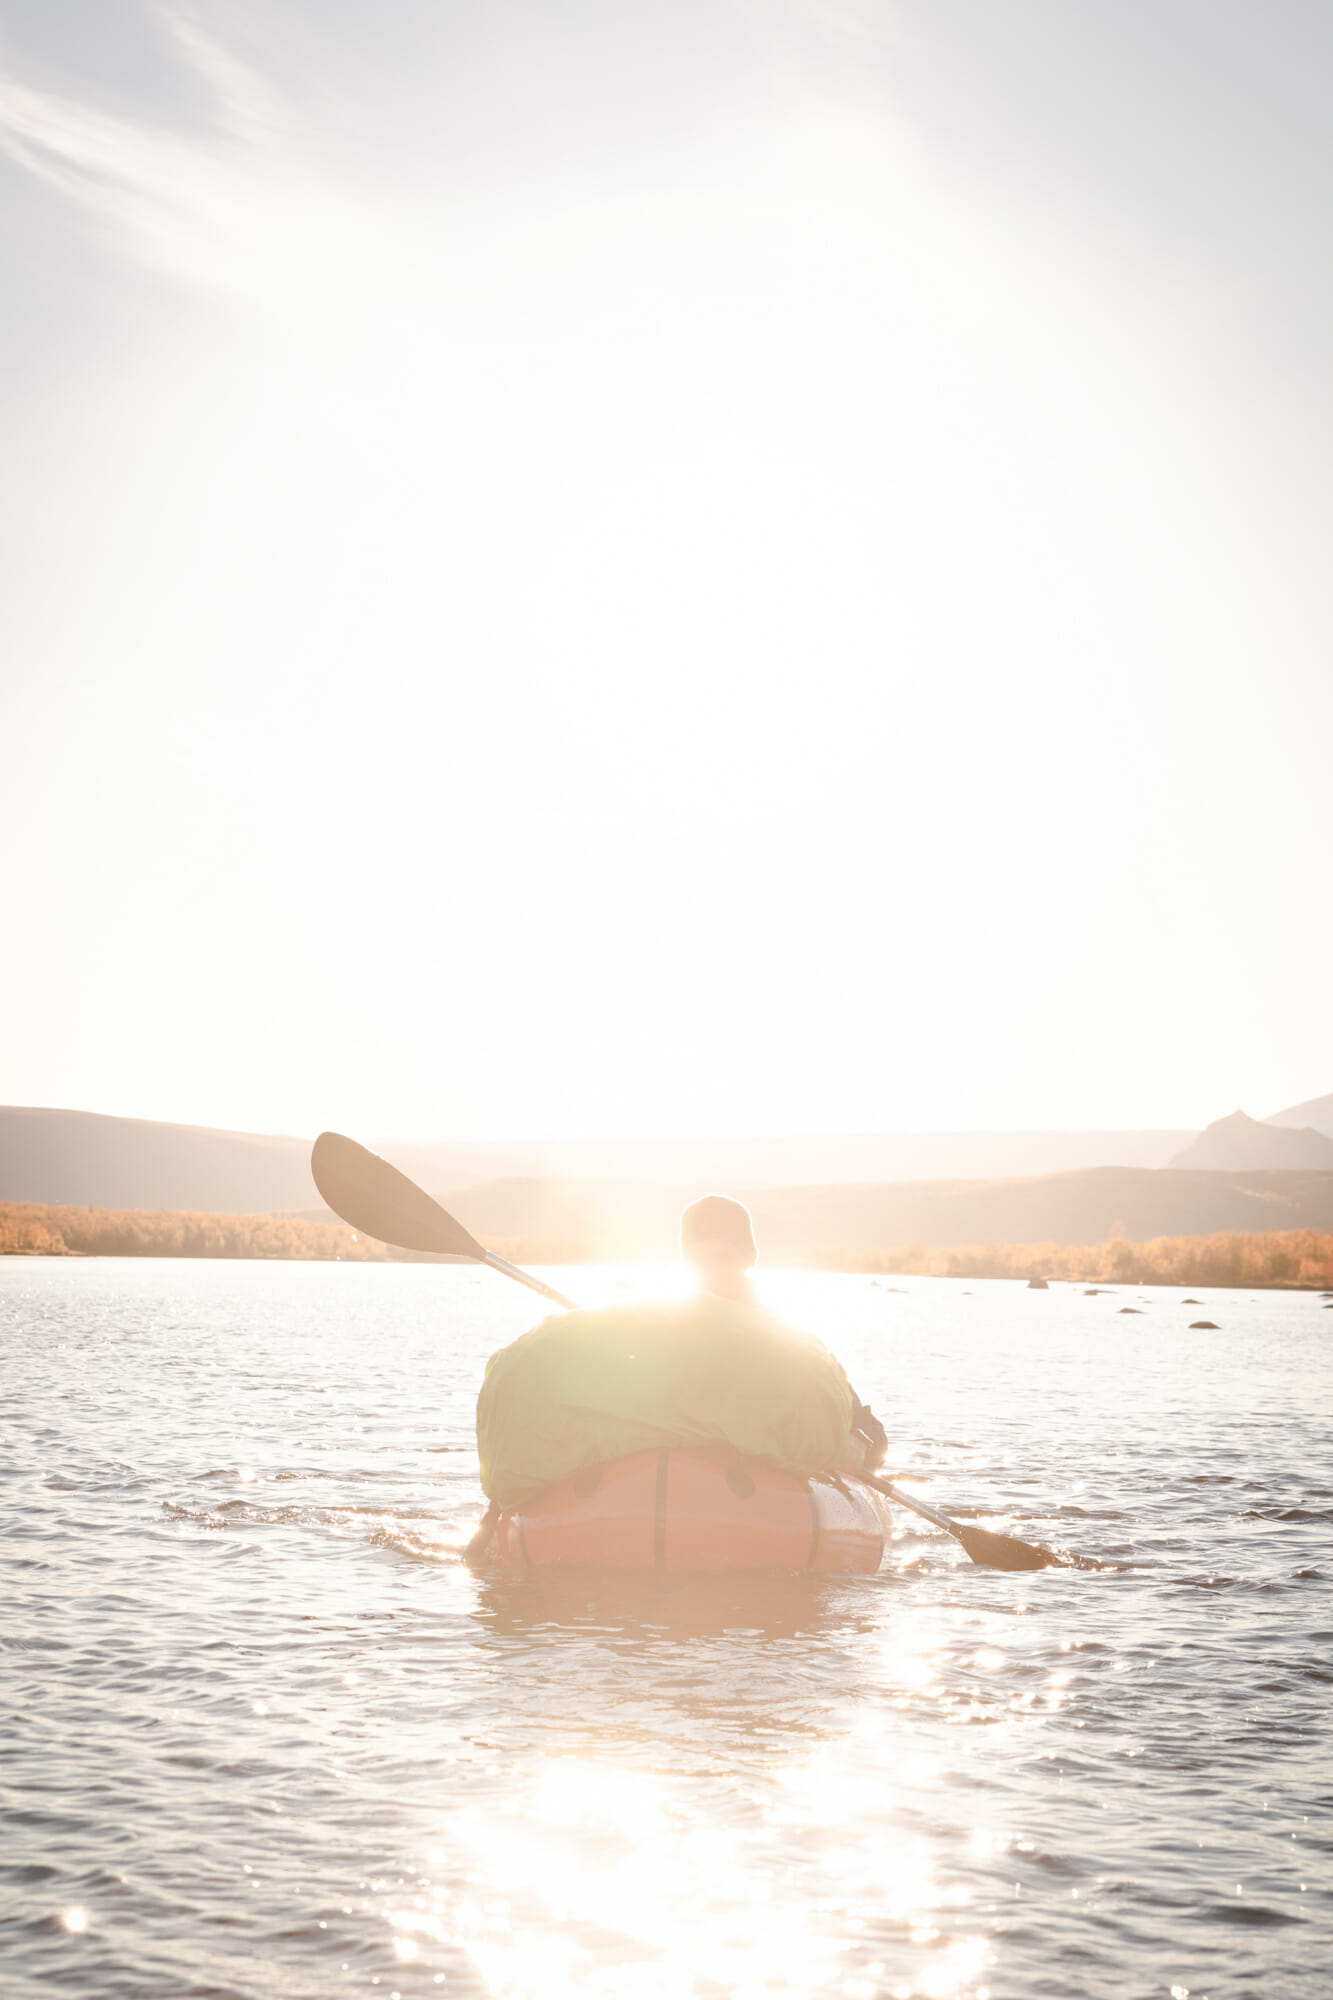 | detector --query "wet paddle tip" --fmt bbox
[958,1526,1123,1573]
[955,1524,1064,1571]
